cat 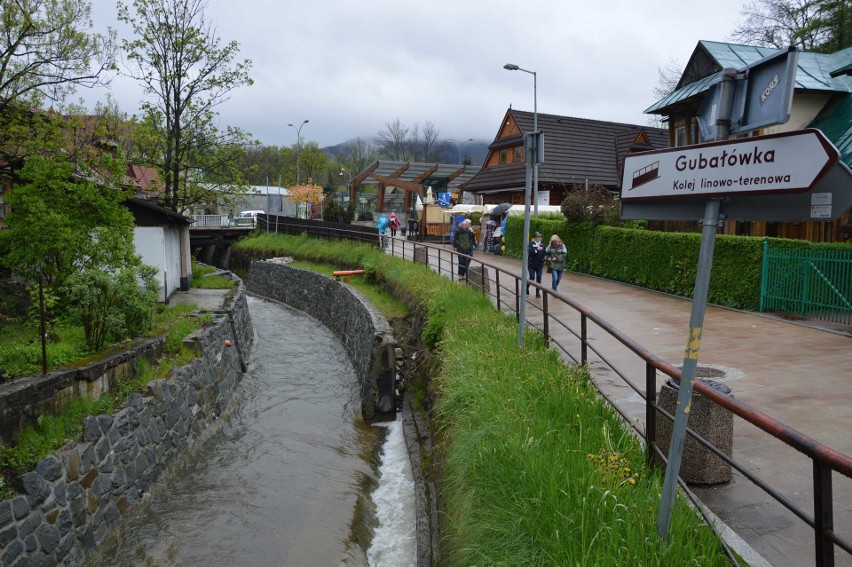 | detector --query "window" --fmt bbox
[514,146,522,162]
[675,126,687,147]
[499,149,507,164]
